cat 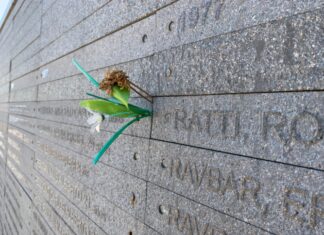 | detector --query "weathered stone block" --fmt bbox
[146,183,270,234]
[41,0,111,48]
[10,86,37,102]
[153,8,324,95]
[40,0,176,65]
[33,169,110,235]
[34,131,149,180]
[148,140,324,234]
[155,0,324,51]
[152,93,324,170]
